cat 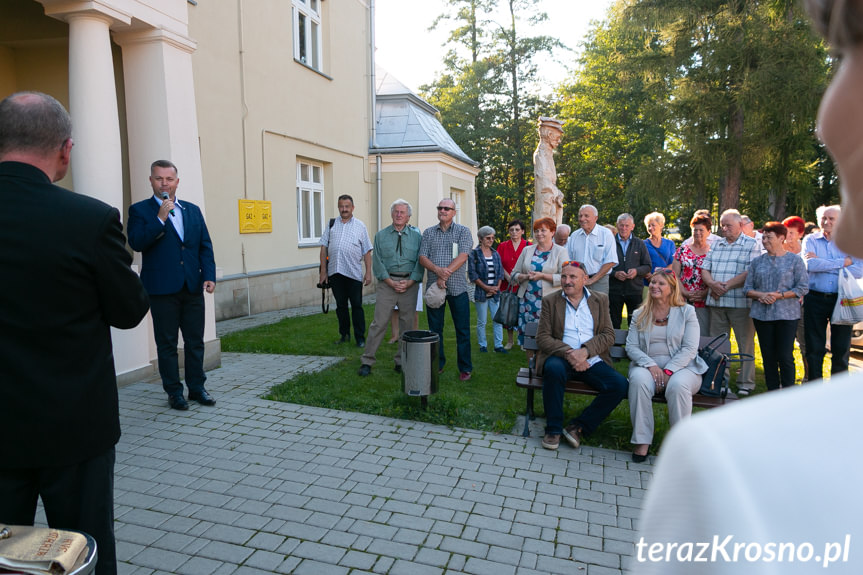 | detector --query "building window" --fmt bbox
[450,189,464,225]
[293,0,322,70]
[297,160,324,243]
